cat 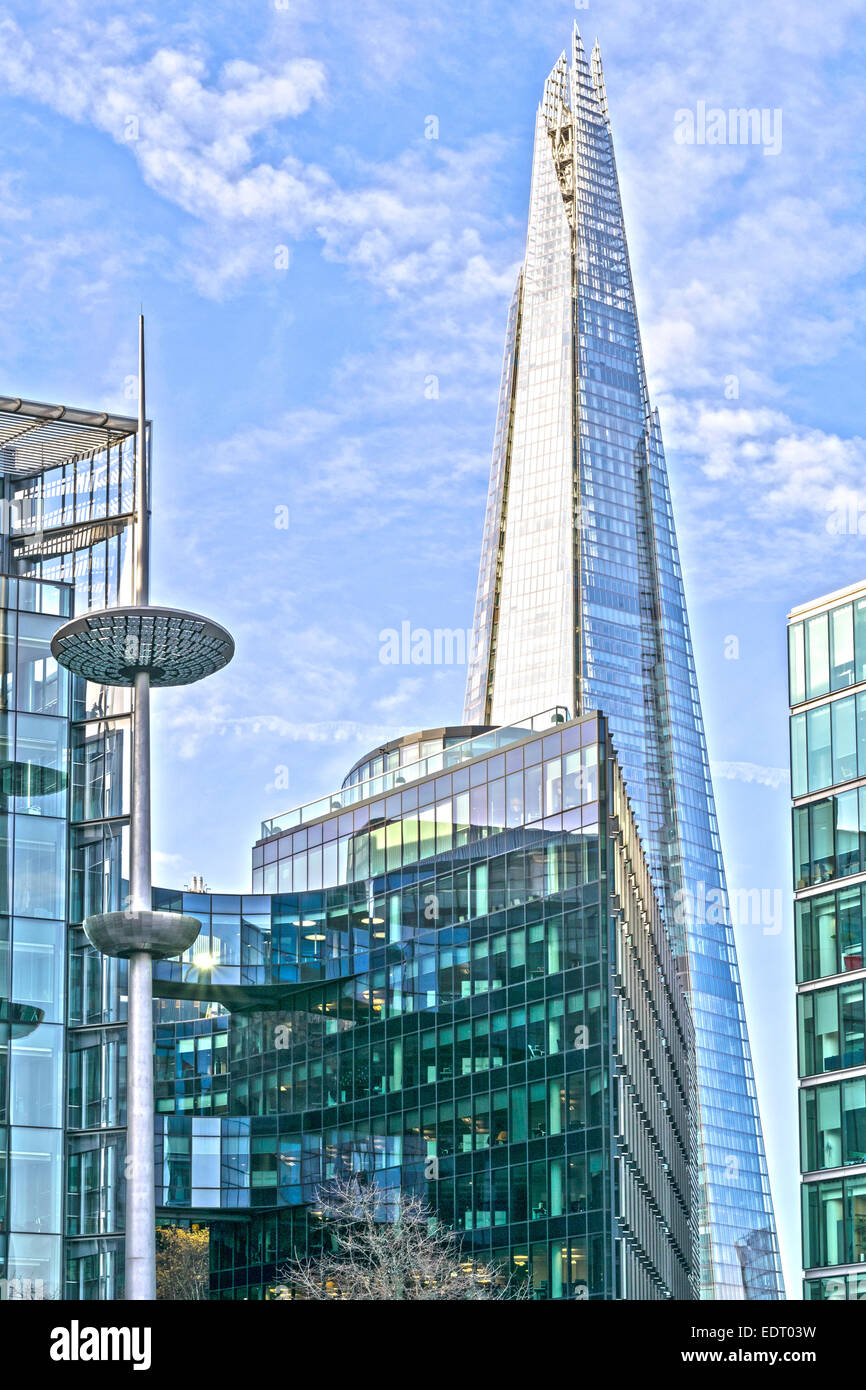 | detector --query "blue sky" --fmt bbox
[3,0,866,1297]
